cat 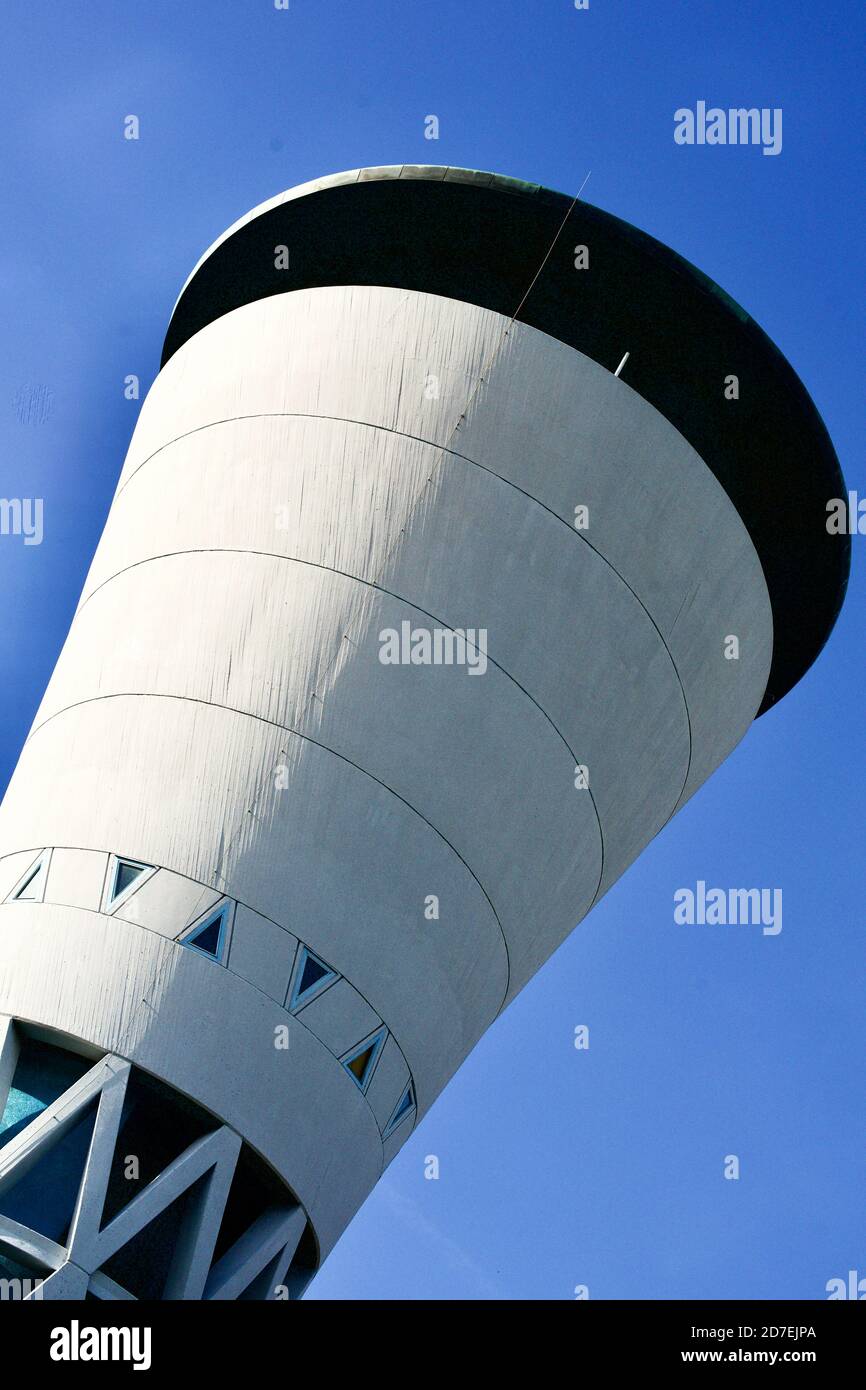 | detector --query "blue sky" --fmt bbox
[1,0,862,1299]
